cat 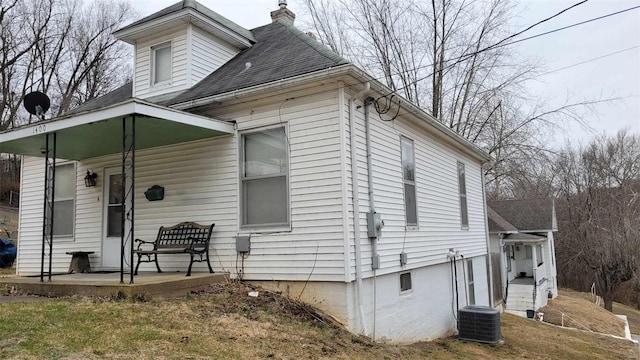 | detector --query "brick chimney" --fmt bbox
[270,0,295,25]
